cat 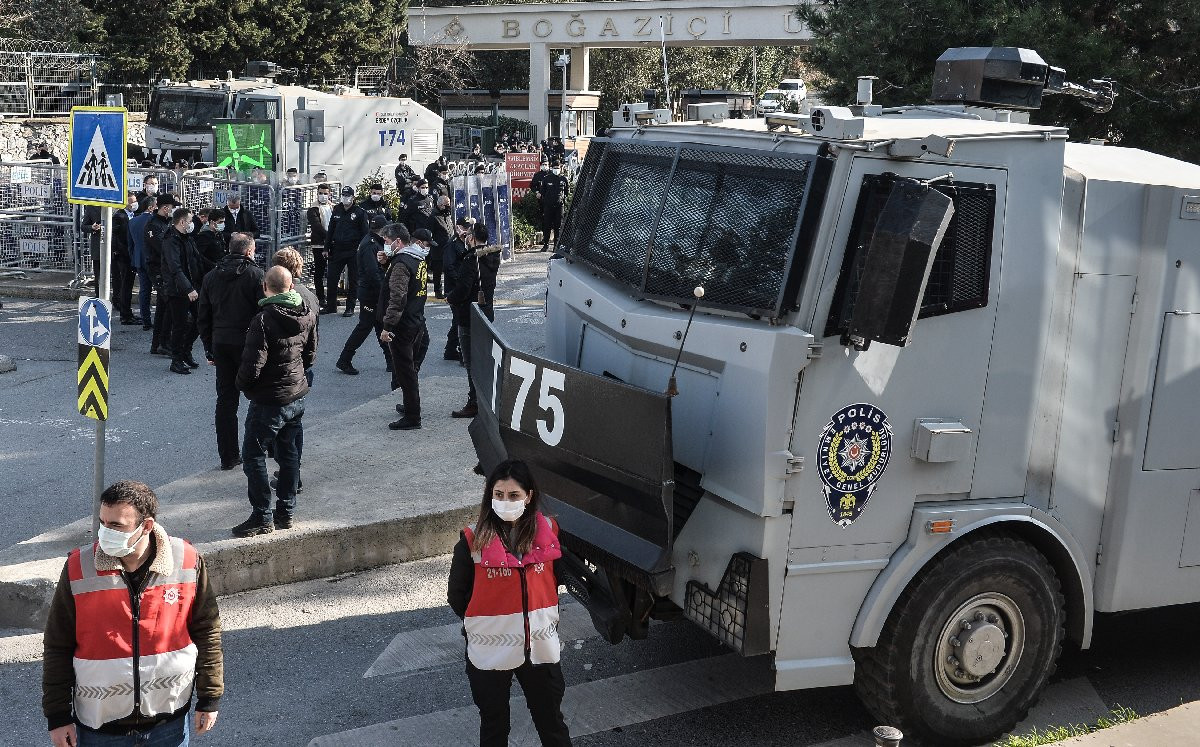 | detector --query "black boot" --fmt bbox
[169,359,191,375]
